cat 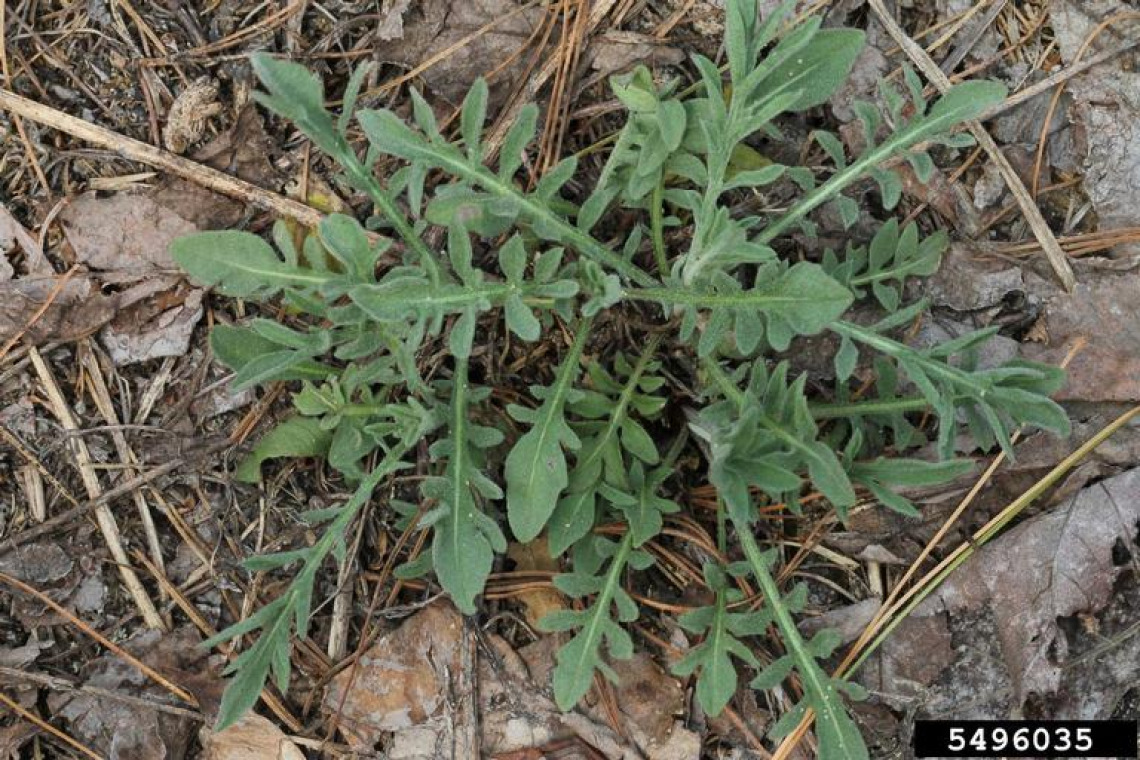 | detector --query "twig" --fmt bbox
[0,690,103,760]
[866,0,1077,292]
[0,438,229,559]
[0,571,196,706]
[0,265,78,364]
[939,0,1009,74]
[0,88,325,228]
[27,346,166,630]
[77,343,168,586]
[978,36,1140,123]
[0,667,204,721]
